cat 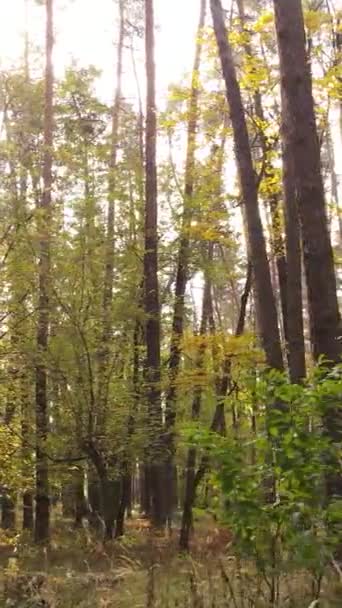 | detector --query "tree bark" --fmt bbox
[23,491,34,531]
[74,467,87,528]
[115,313,143,537]
[179,254,212,552]
[273,0,341,497]
[97,0,125,431]
[179,135,227,551]
[180,264,252,551]
[115,473,131,538]
[61,483,74,518]
[144,0,165,527]
[141,463,152,516]
[83,441,120,540]
[3,73,34,532]
[87,477,103,531]
[34,0,54,543]
[273,0,340,365]
[237,0,289,356]
[273,0,341,499]
[325,119,341,243]
[281,88,306,384]
[269,196,288,346]
[210,0,283,373]
[114,349,137,536]
[164,0,207,532]
[1,491,16,530]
